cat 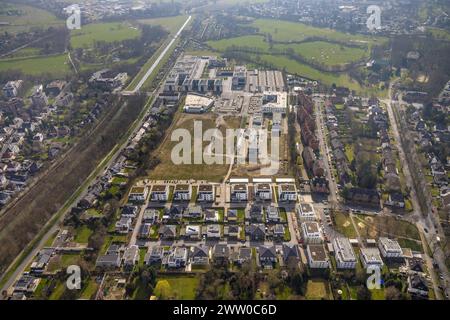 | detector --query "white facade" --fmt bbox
[301,222,323,244]
[333,238,357,269]
[150,185,169,201]
[278,184,297,201]
[378,237,403,258]
[297,203,316,221]
[128,186,148,202]
[174,185,192,201]
[360,248,384,269]
[307,245,329,269]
